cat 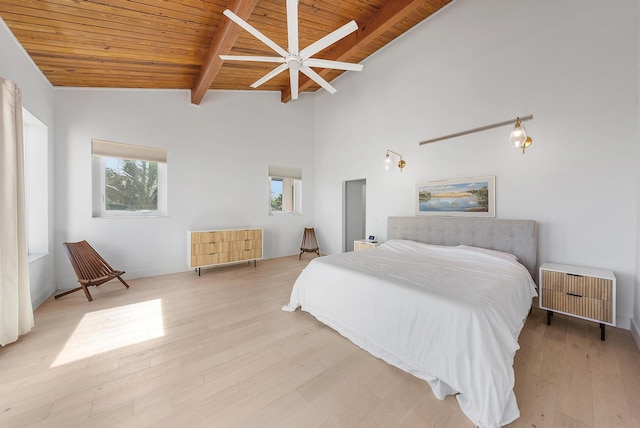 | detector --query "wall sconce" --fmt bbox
[419,114,534,154]
[508,117,533,154]
[385,150,406,172]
